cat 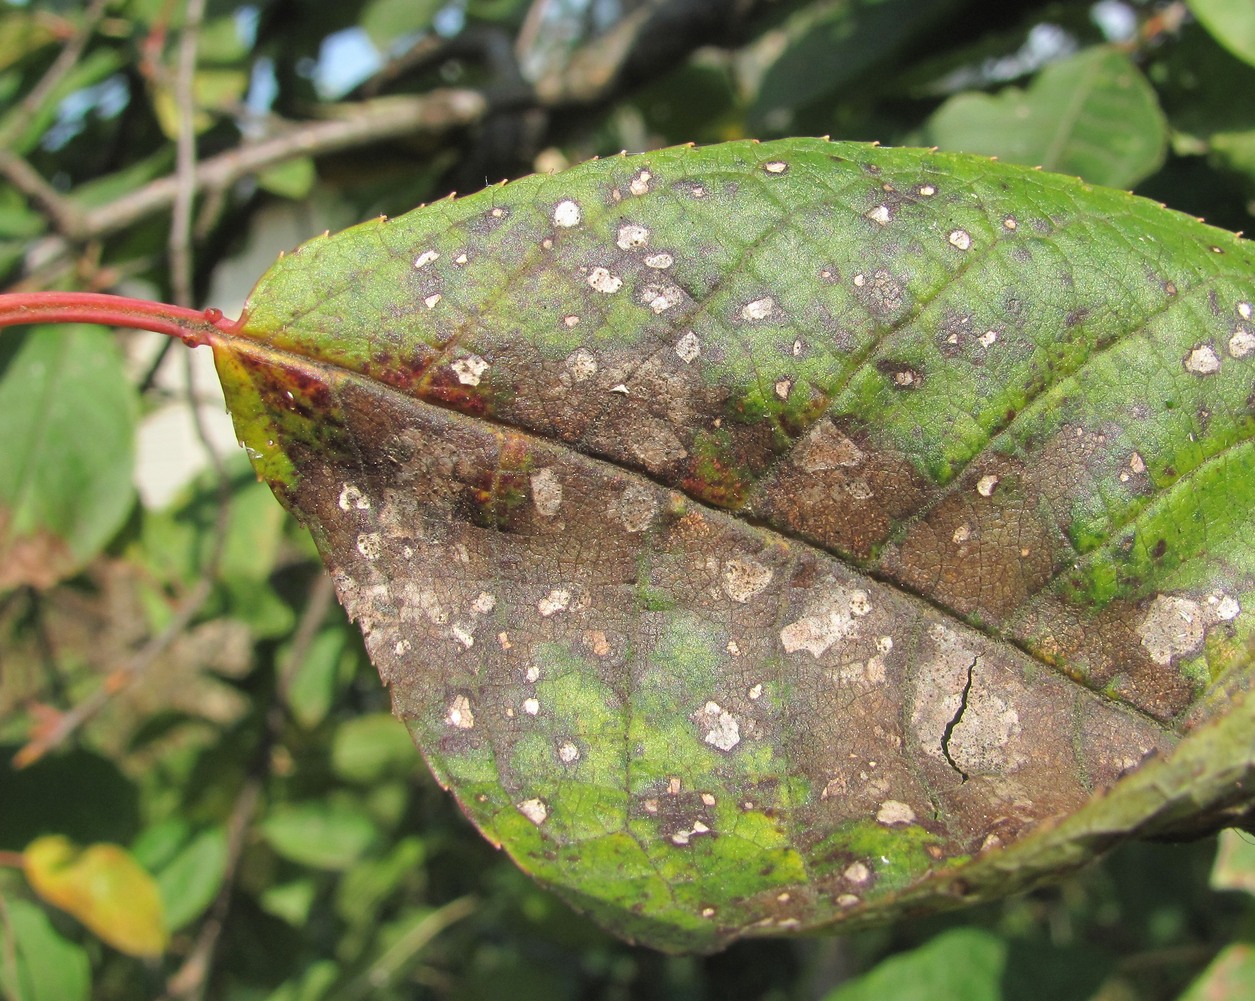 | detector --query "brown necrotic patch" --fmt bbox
[748,419,928,561]
[879,456,1059,625]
